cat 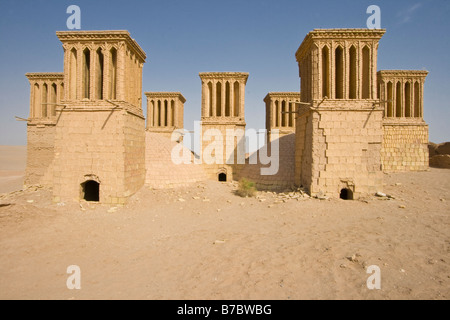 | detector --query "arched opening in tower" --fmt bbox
[340,188,353,200]
[218,173,227,182]
[81,180,100,202]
